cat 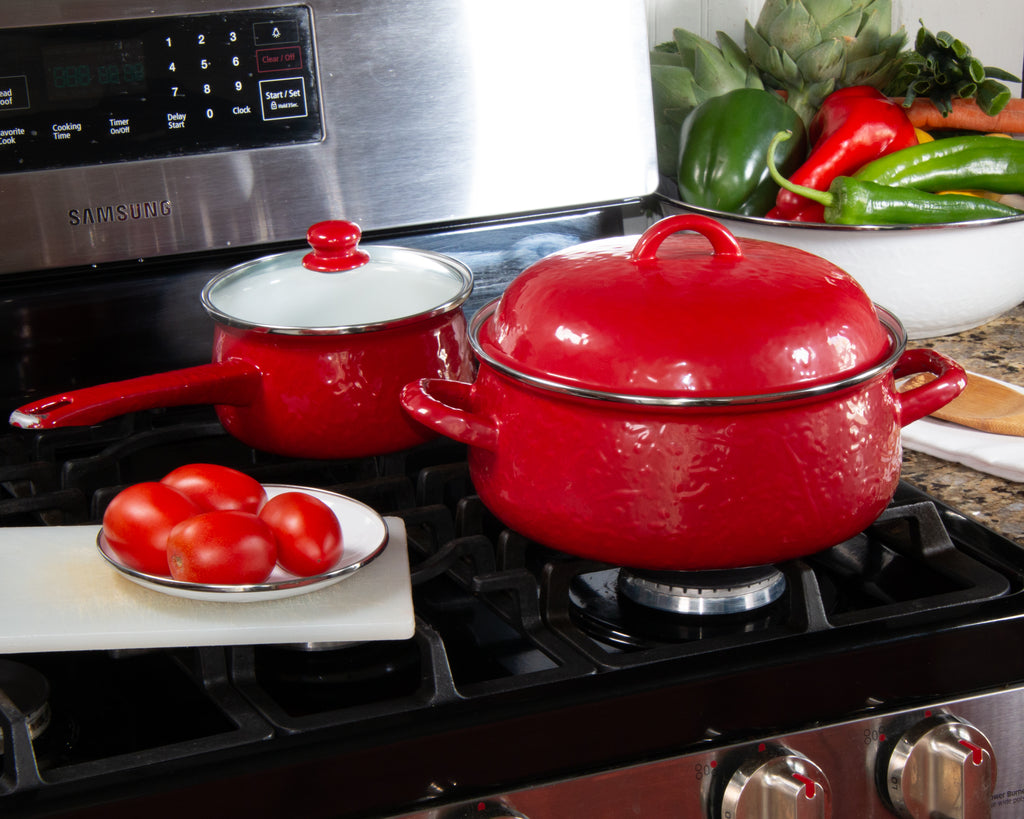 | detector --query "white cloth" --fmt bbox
[901,375,1024,483]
